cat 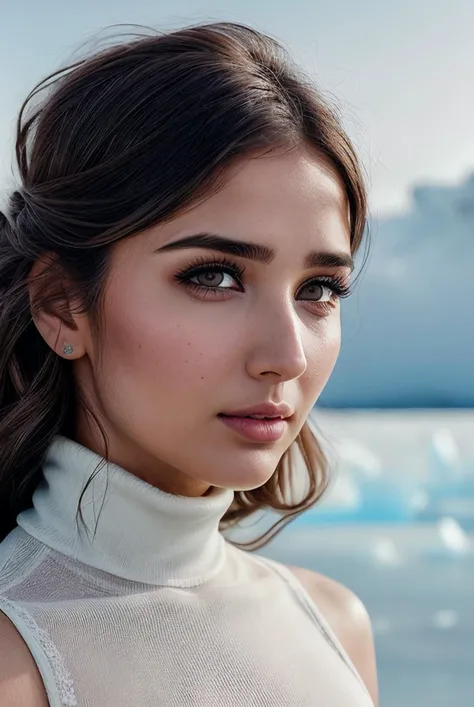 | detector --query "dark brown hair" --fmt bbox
[0,22,367,548]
